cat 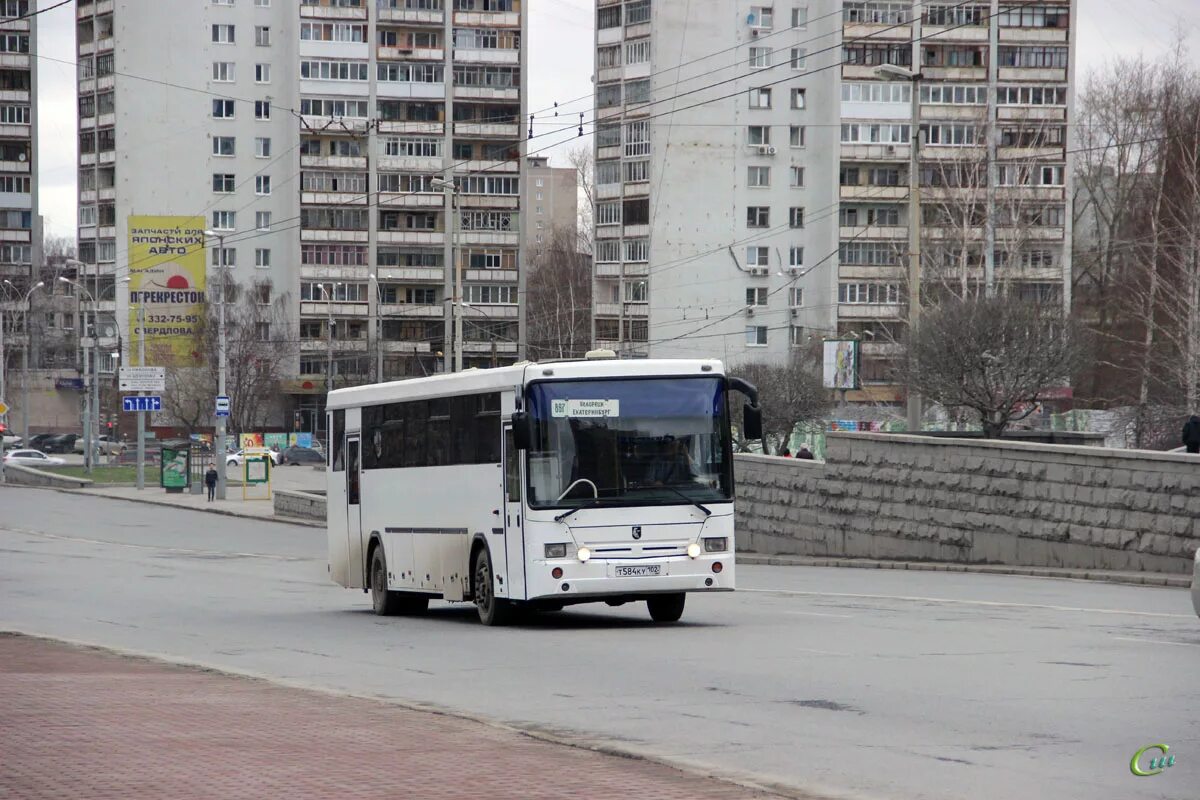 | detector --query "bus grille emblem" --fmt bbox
[632,526,642,539]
